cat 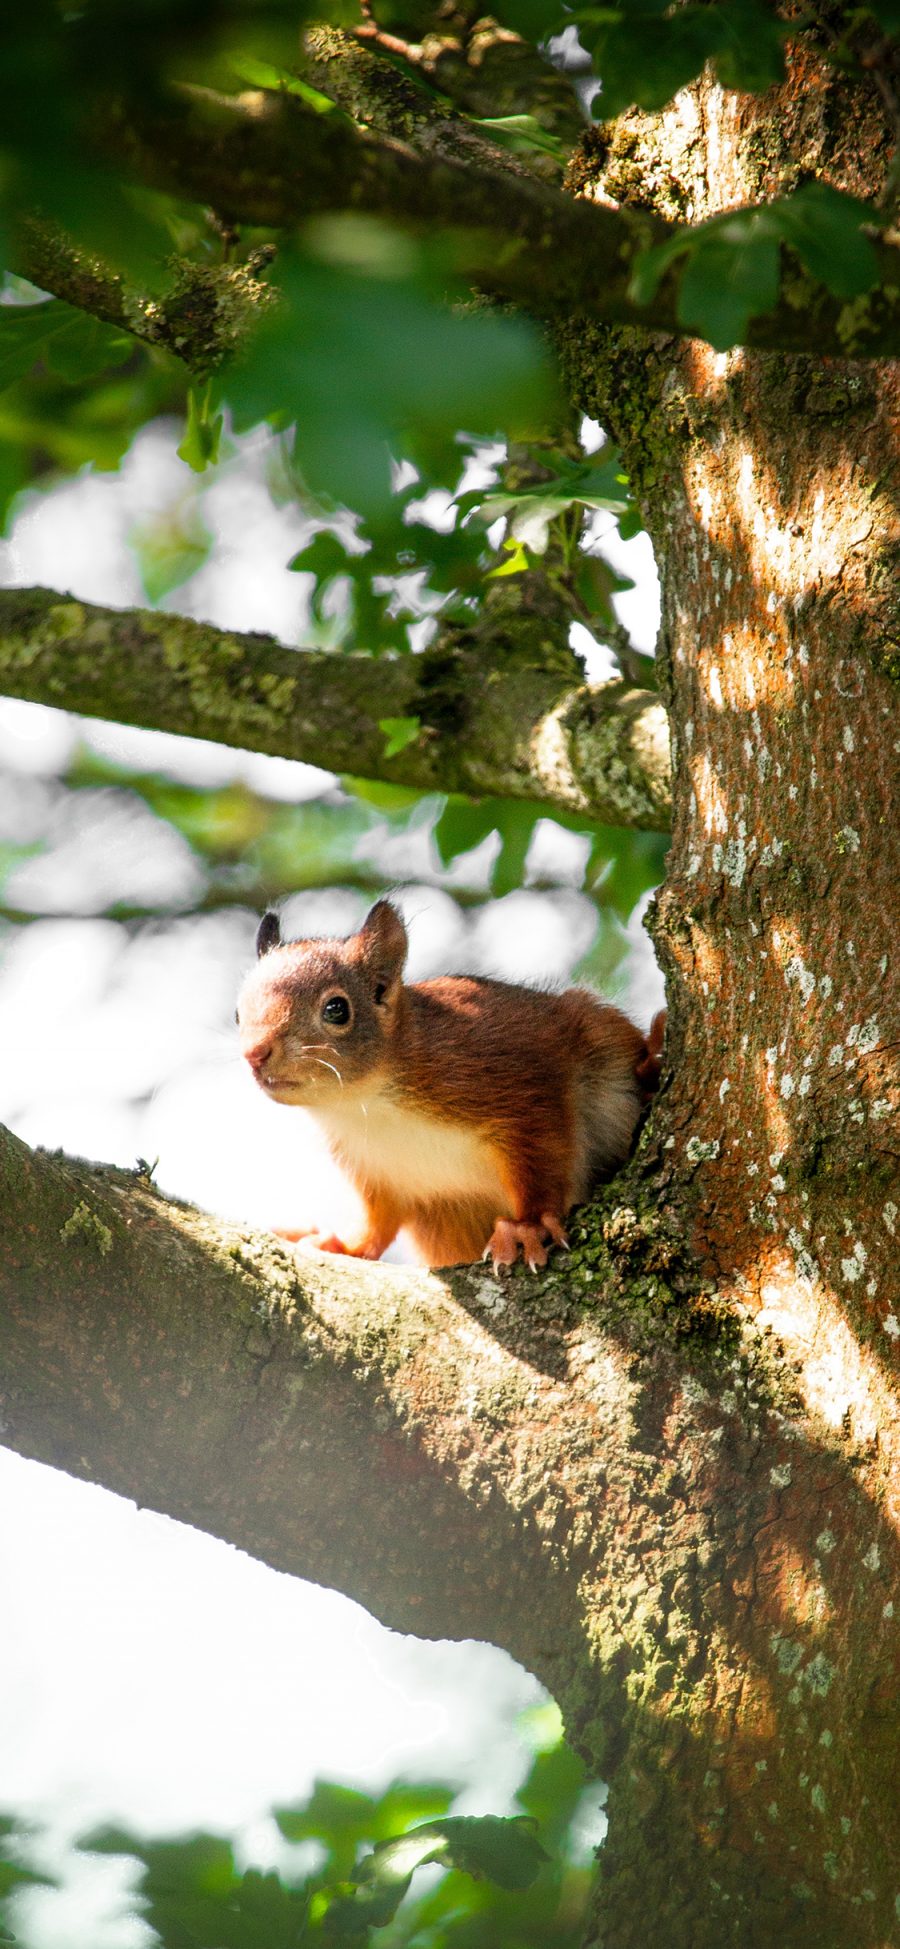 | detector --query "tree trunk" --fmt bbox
[556,47,900,1949]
